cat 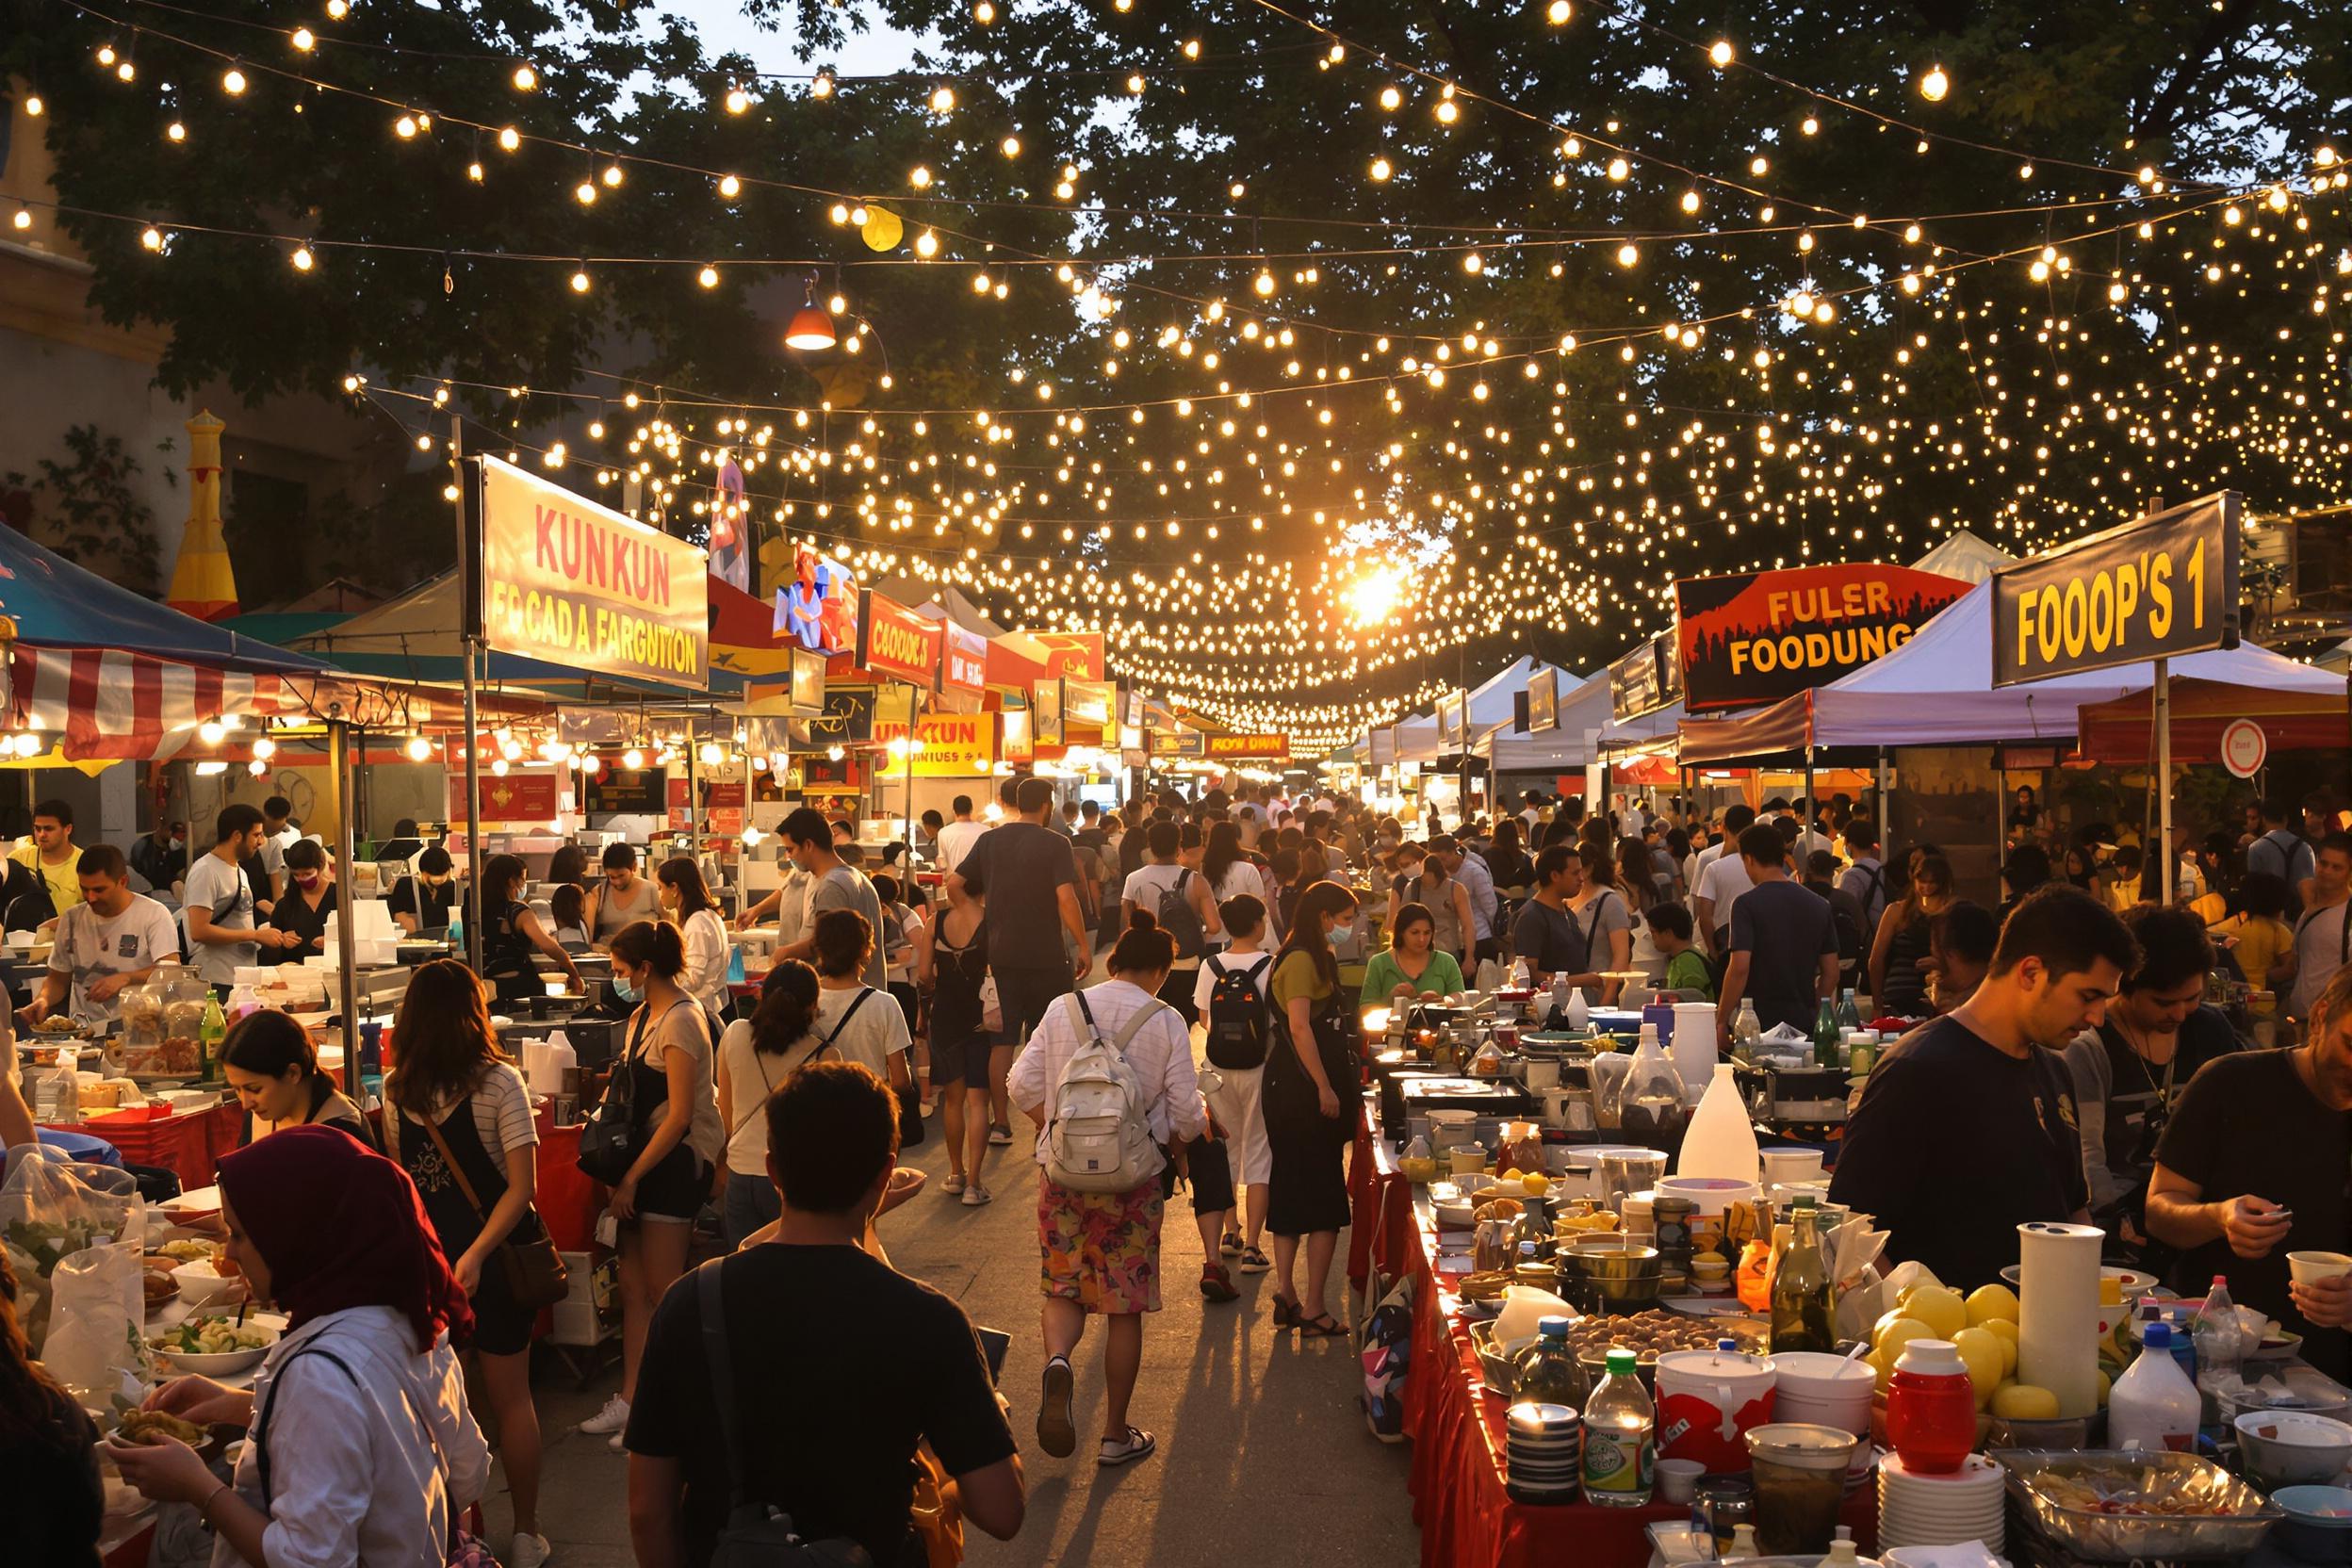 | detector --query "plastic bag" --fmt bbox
[44,1242,147,1401]
[0,1147,147,1362]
